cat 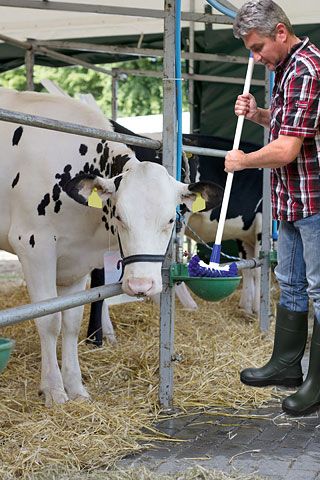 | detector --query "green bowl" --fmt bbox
[0,338,15,374]
[170,263,241,302]
[184,276,241,302]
